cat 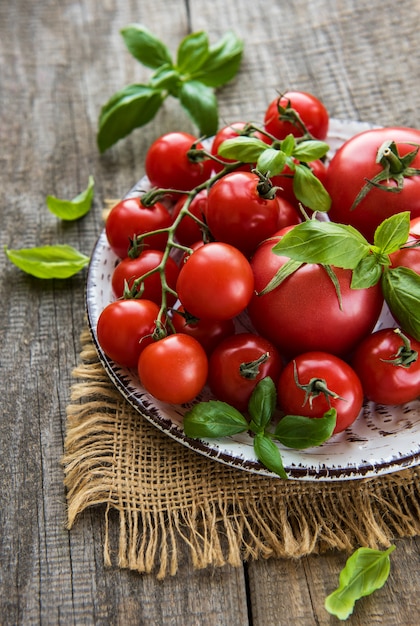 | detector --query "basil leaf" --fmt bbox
[183,400,248,438]
[218,136,268,162]
[149,66,180,92]
[274,409,337,449]
[46,176,94,221]
[192,31,244,87]
[4,245,90,279]
[373,211,411,254]
[257,148,287,176]
[381,266,420,340]
[176,31,209,75]
[120,24,172,69]
[179,80,218,136]
[325,545,396,620]
[272,220,370,268]
[253,433,288,479]
[292,140,330,163]
[97,85,164,152]
[351,255,383,289]
[248,377,276,432]
[280,134,295,157]
[293,164,332,212]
